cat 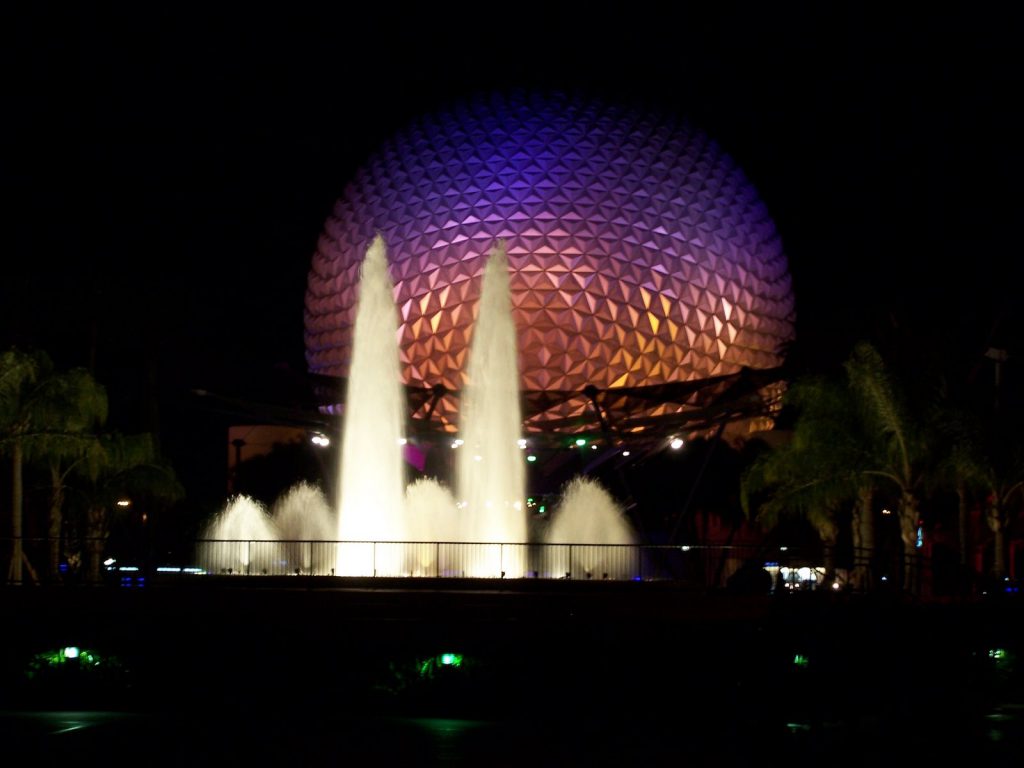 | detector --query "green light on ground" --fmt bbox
[415,652,466,679]
[25,646,110,680]
[989,648,1007,660]
[34,647,98,666]
[793,654,809,668]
